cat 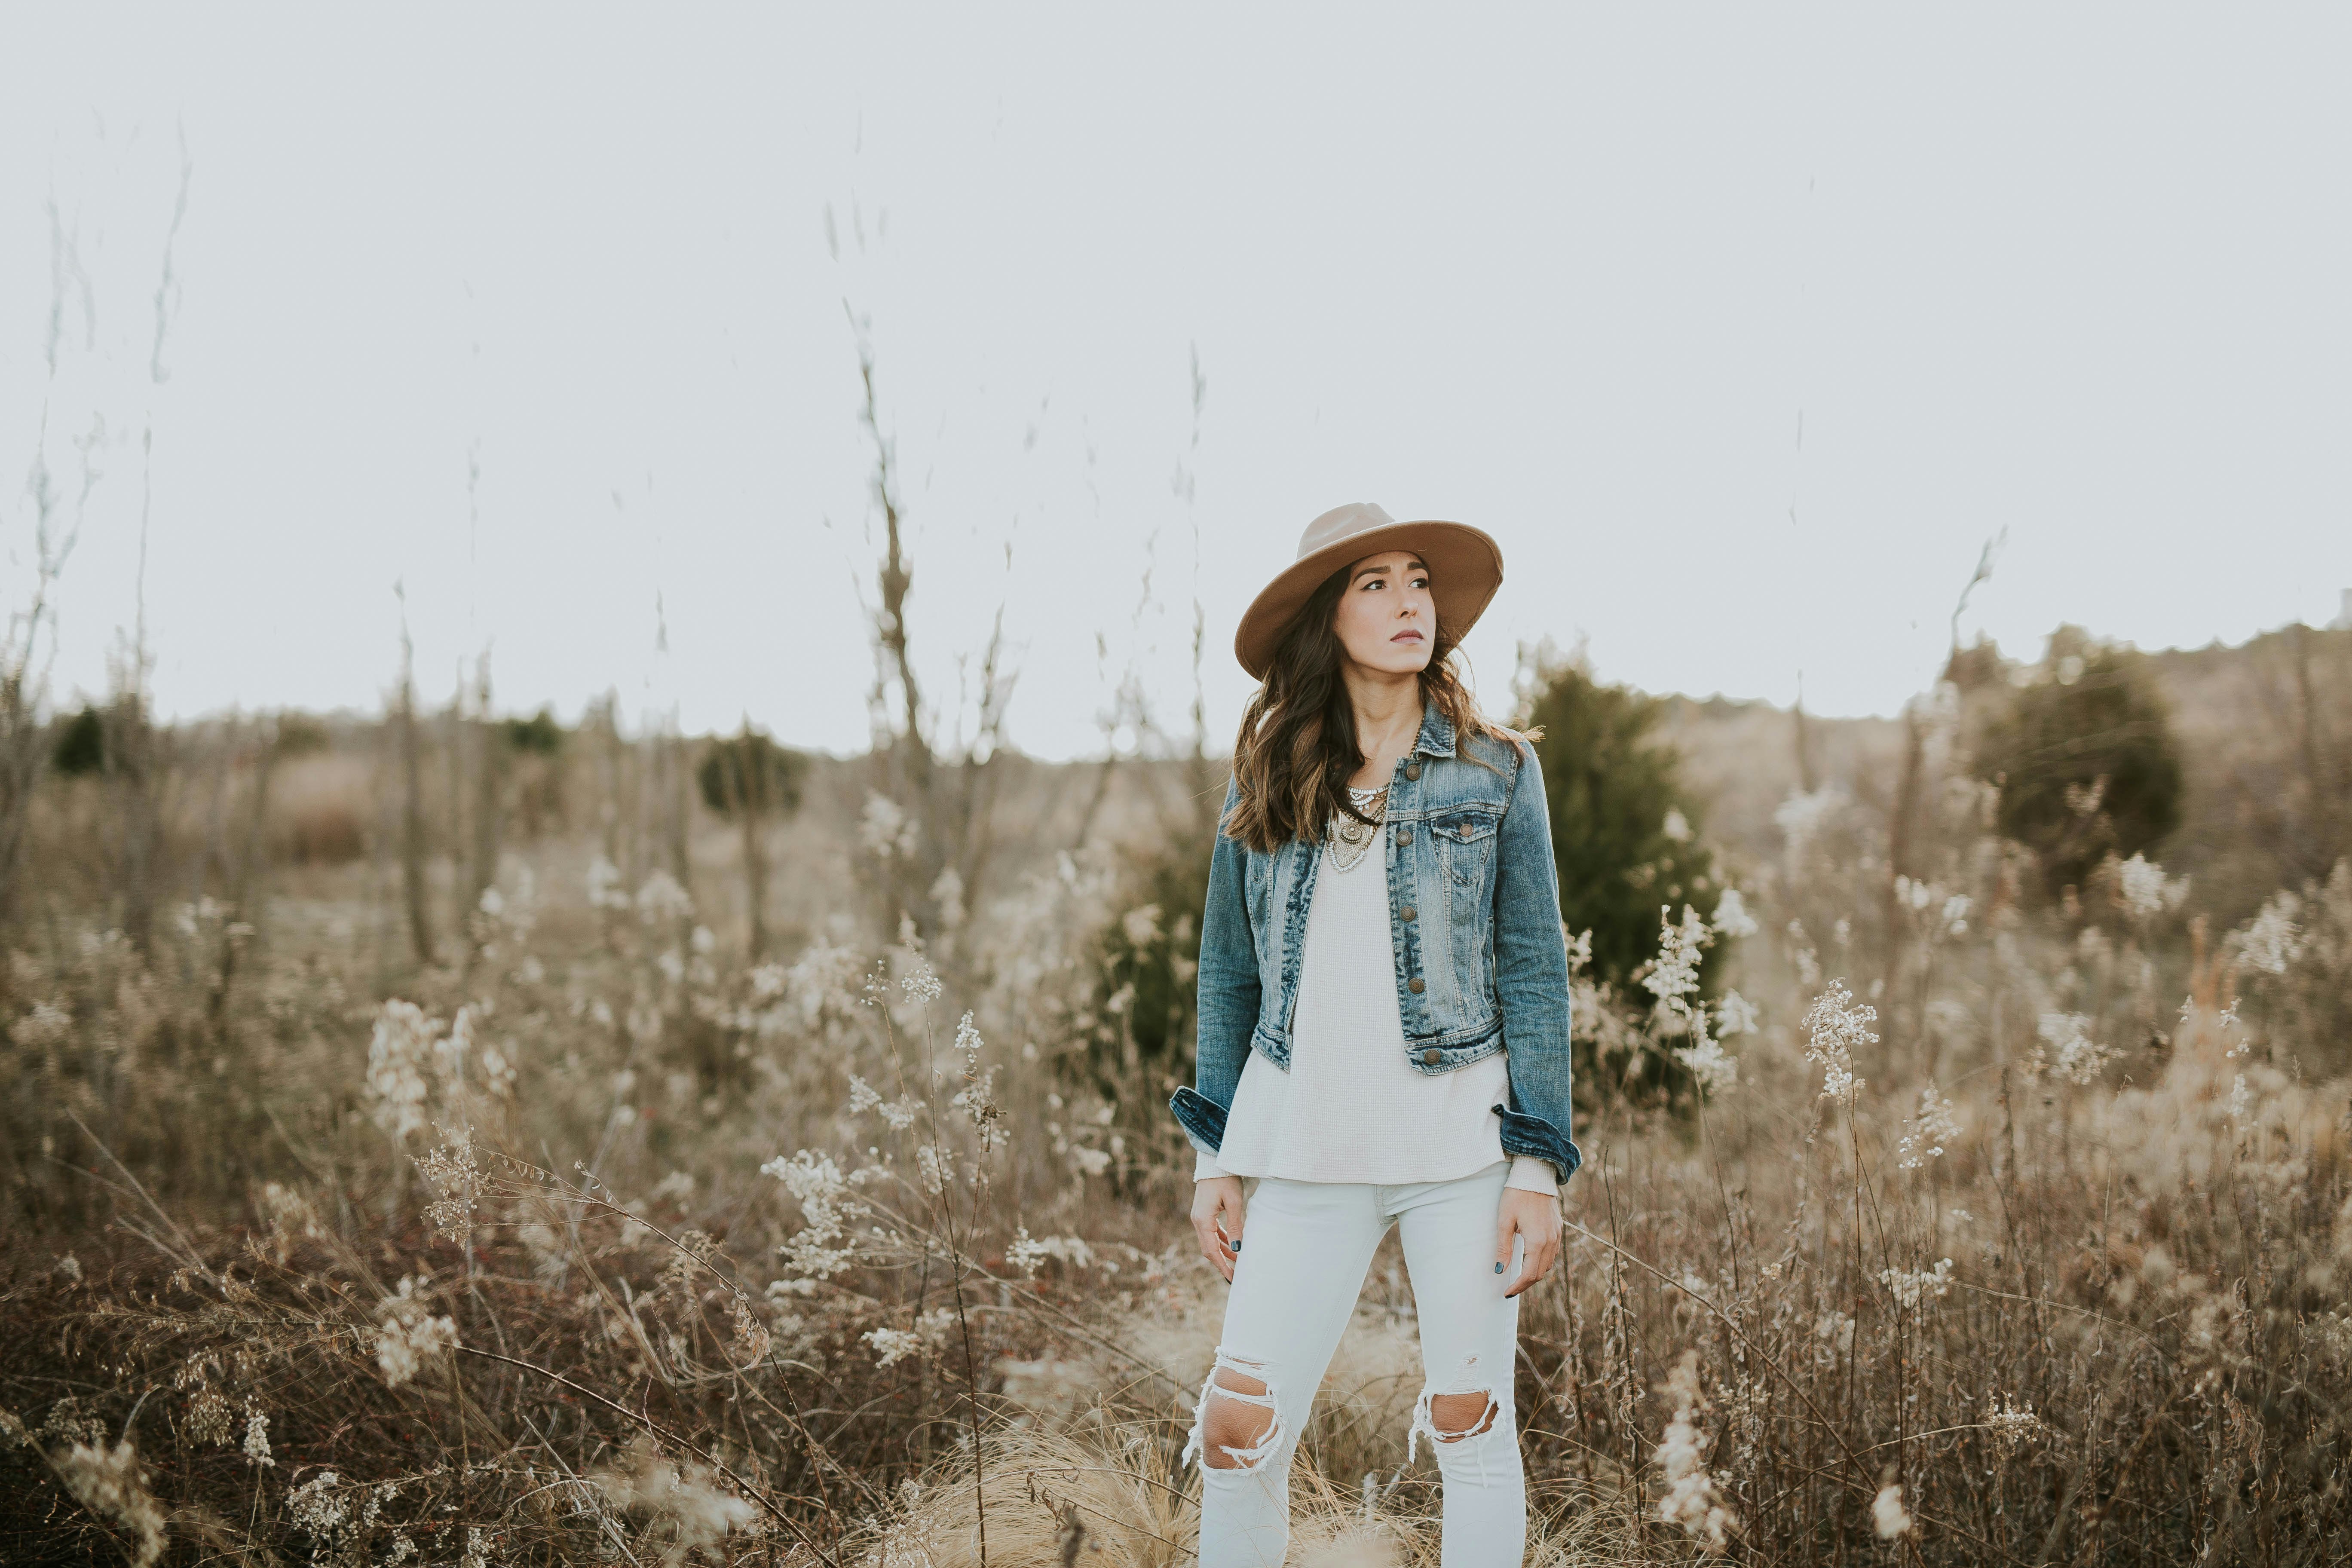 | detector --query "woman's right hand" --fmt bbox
[1191,1175,1247,1282]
